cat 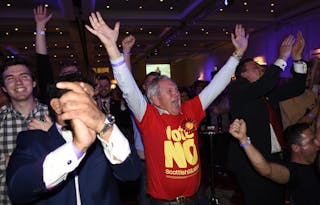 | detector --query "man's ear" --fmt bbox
[32,81,36,88]
[150,95,160,107]
[50,98,61,114]
[291,144,300,153]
